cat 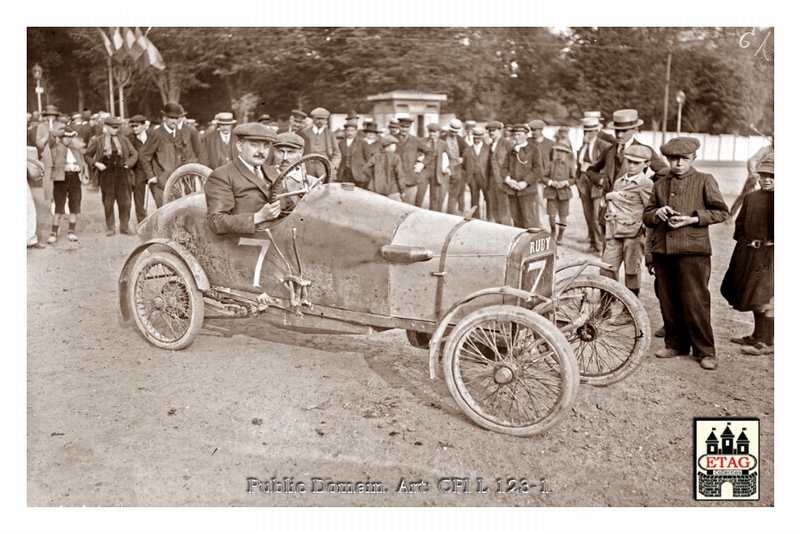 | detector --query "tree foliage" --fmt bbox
[27,27,773,134]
